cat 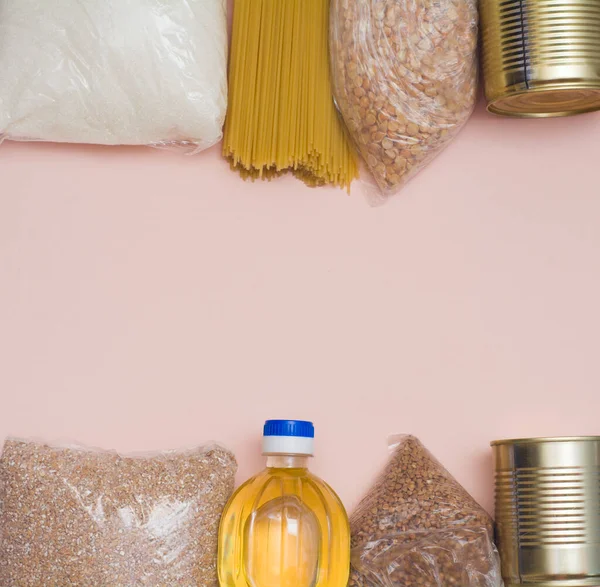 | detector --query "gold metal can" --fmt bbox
[480,0,600,117]
[492,436,600,587]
